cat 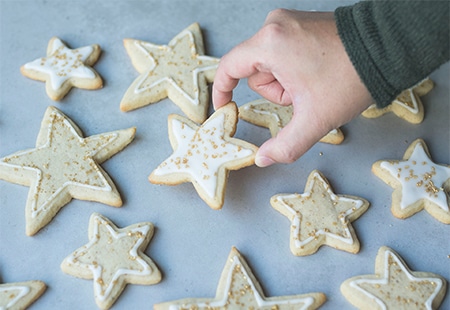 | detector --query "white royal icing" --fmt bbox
[65,215,152,302]
[349,249,444,310]
[0,285,30,309]
[153,113,253,199]
[1,110,115,218]
[244,104,284,131]
[168,254,315,310]
[394,88,419,114]
[275,172,364,248]
[244,100,339,137]
[133,29,218,106]
[380,142,450,211]
[24,38,96,90]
